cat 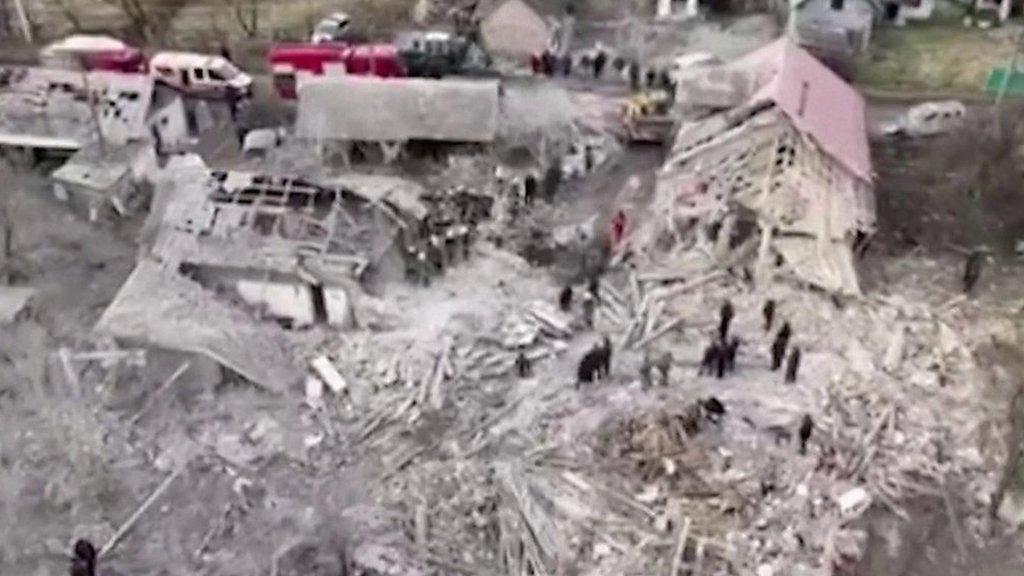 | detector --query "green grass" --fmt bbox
[856,17,1019,94]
